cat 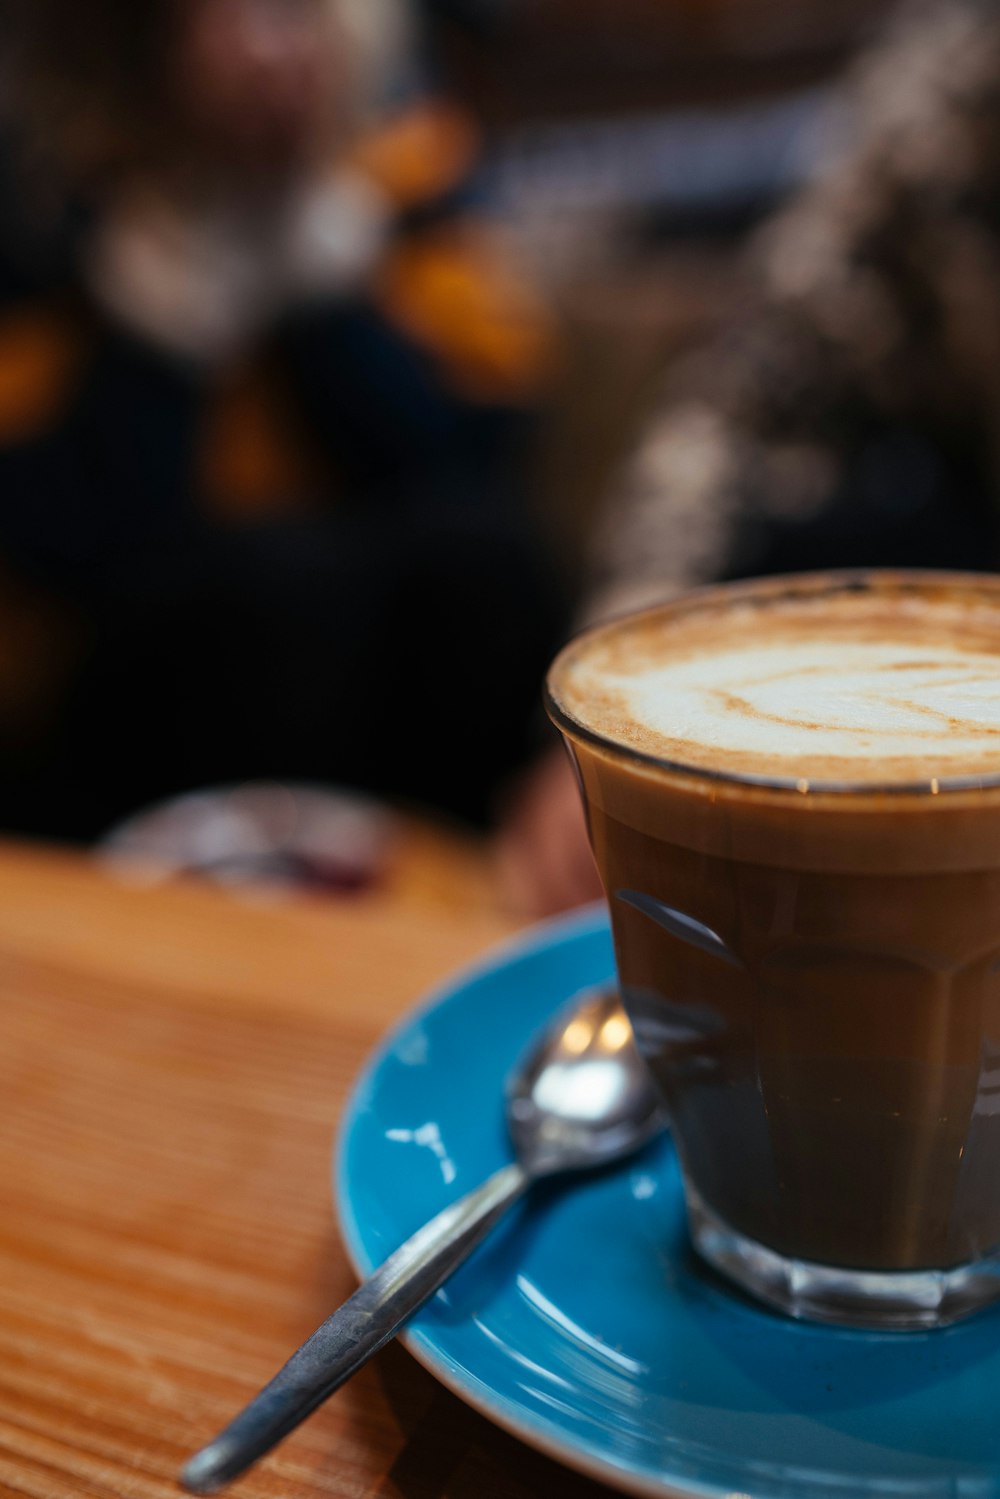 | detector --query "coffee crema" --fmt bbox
[552,573,1000,787]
